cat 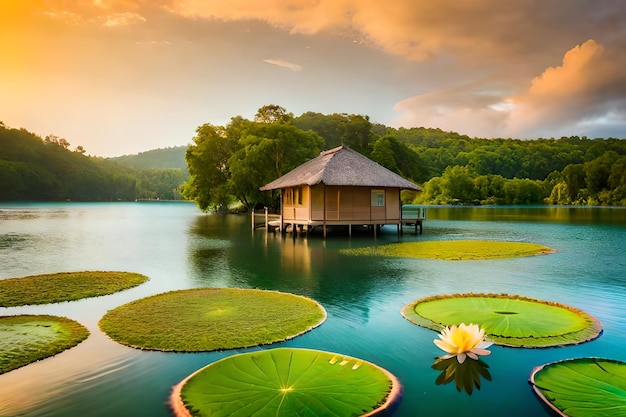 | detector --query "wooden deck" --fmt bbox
[401,205,427,235]
[251,208,281,232]
[252,206,427,237]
